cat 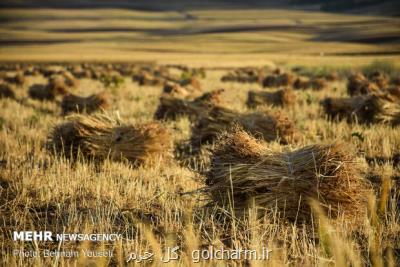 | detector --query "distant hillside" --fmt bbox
[0,0,288,10]
[1,0,398,16]
[291,0,400,16]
